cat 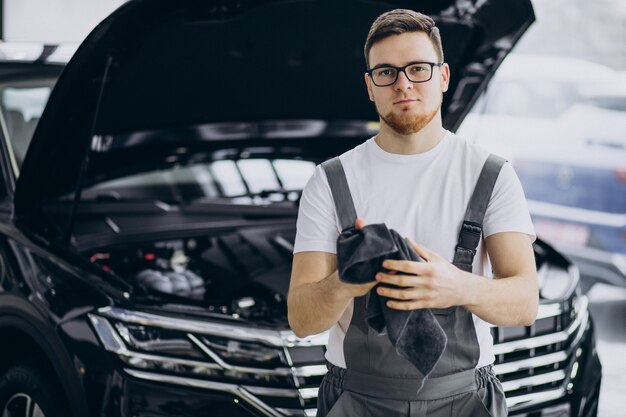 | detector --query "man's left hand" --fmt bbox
[375,238,471,310]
